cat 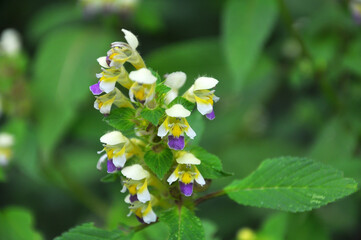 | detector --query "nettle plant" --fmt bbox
[59,29,358,239]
